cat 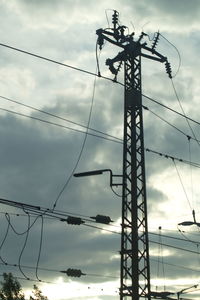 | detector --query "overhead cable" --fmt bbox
[52,66,97,209]
[0,197,199,256]
[1,103,200,170]
[143,105,200,143]
[172,159,193,211]
[0,42,123,86]
[143,94,200,127]
[145,148,200,168]
[0,107,121,144]
[0,95,121,143]
[1,210,199,245]
[171,78,200,147]
[18,212,31,280]
[36,216,44,282]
